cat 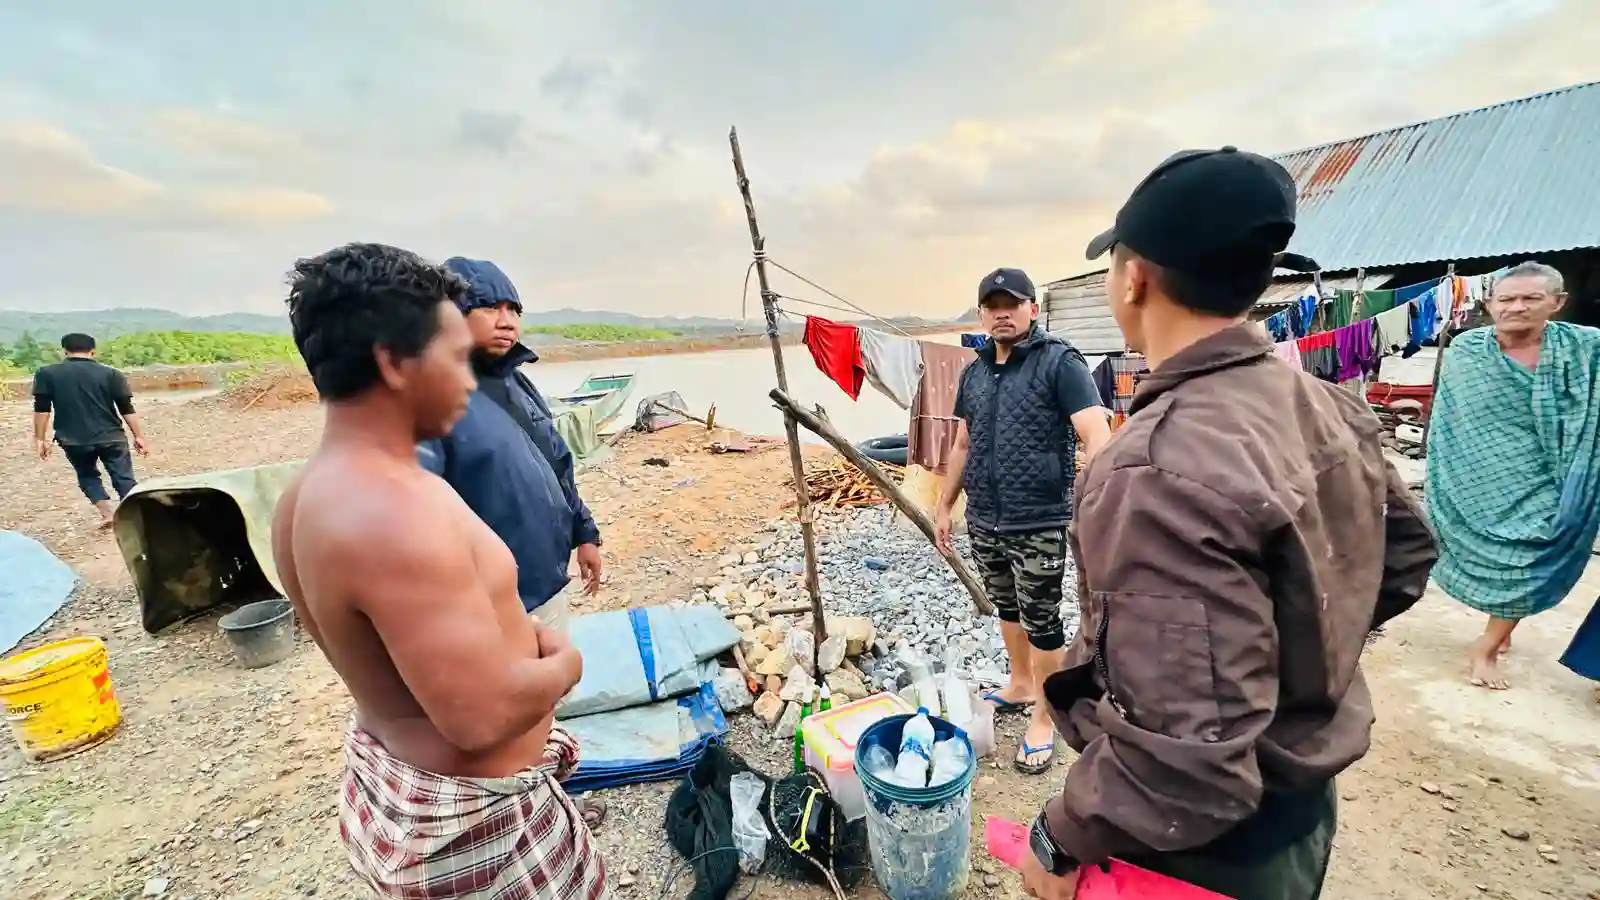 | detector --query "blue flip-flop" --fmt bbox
[980,688,1033,714]
[1014,737,1055,775]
